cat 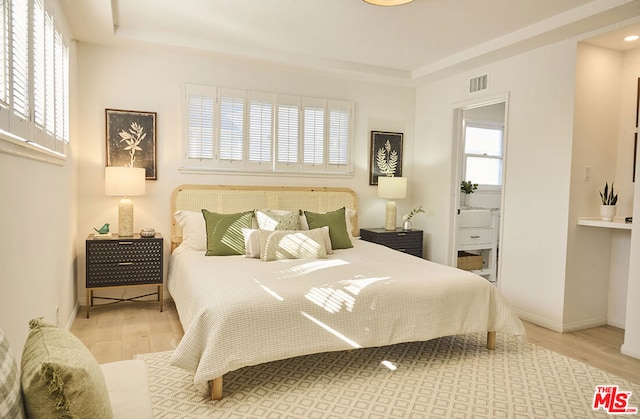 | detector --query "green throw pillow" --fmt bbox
[304,207,353,249]
[21,319,113,419]
[202,209,254,256]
